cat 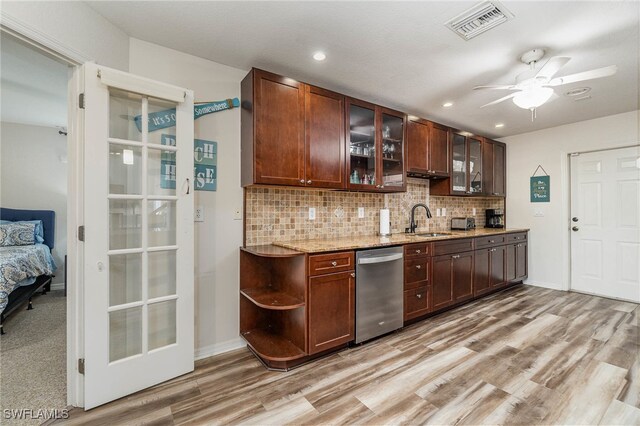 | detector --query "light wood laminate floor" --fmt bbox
[59,285,640,425]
